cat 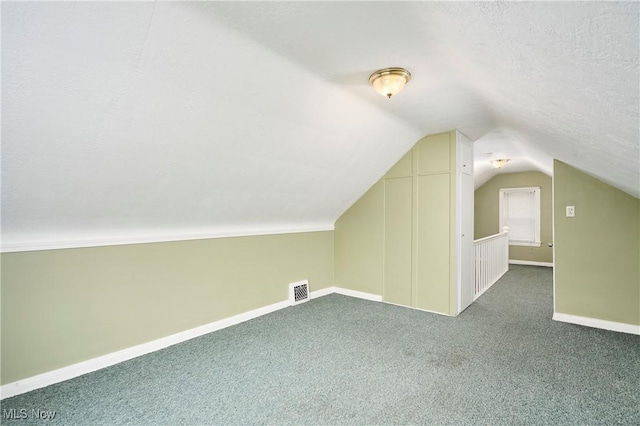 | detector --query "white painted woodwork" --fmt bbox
[473,230,509,300]
[457,132,475,313]
[552,313,640,335]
